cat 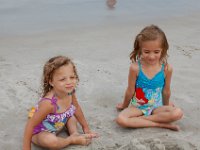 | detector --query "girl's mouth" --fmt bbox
[66,86,73,89]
